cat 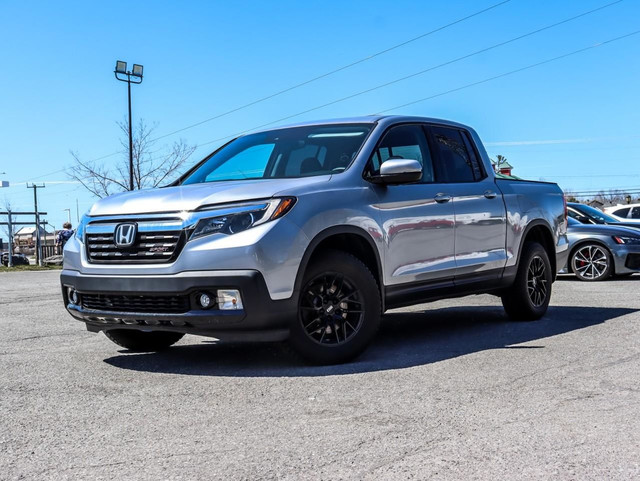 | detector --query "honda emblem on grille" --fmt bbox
[114,223,137,248]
